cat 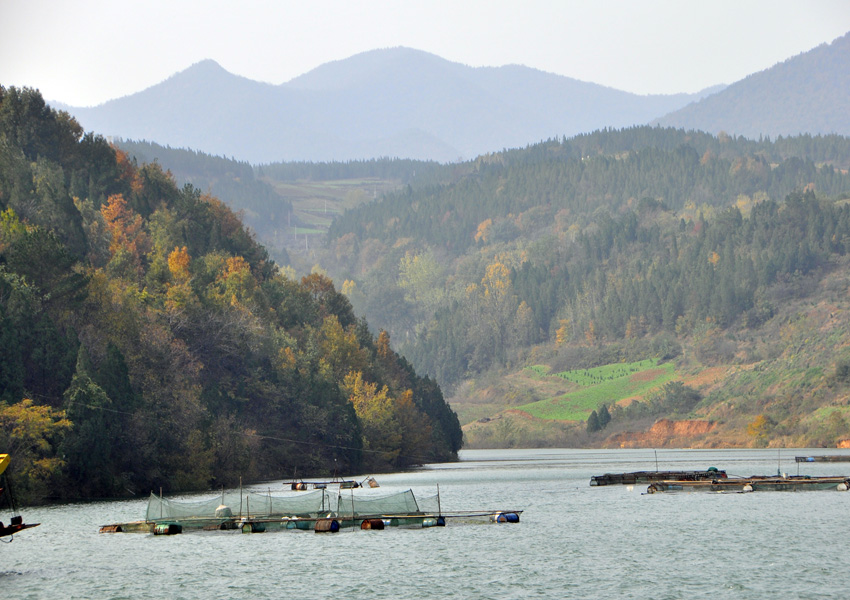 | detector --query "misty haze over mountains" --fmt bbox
[57,34,850,164]
[56,48,717,164]
[653,32,850,138]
